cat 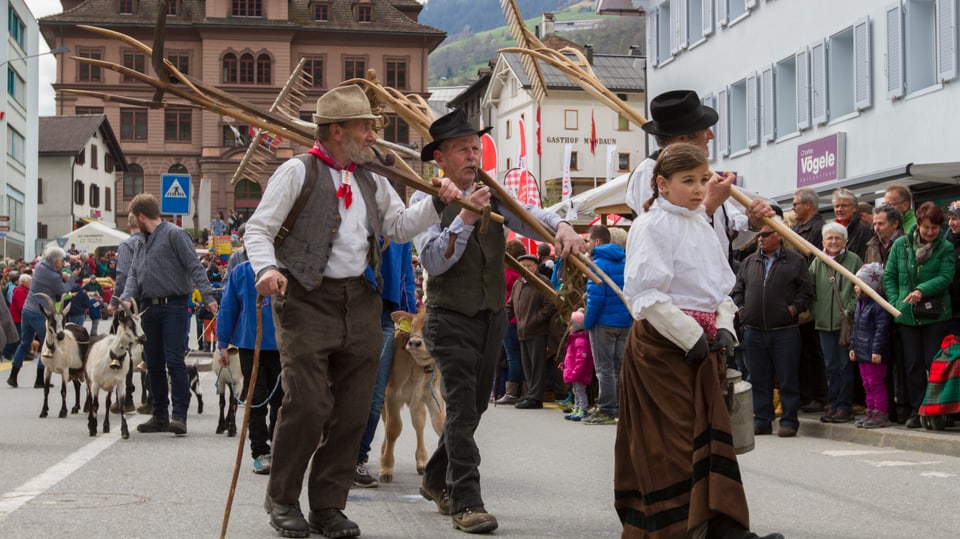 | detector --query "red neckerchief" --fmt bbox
[309,141,357,209]
[835,217,851,226]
